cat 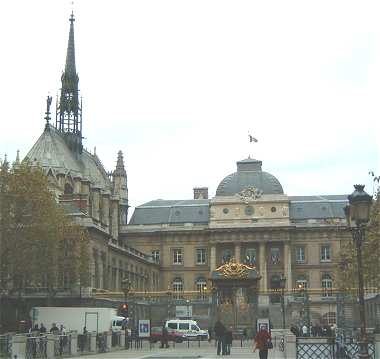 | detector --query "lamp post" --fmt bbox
[279,275,286,330]
[298,283,310,336]
[345,184,372,359]
[166,286,172,320]
[121,278,131,349]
